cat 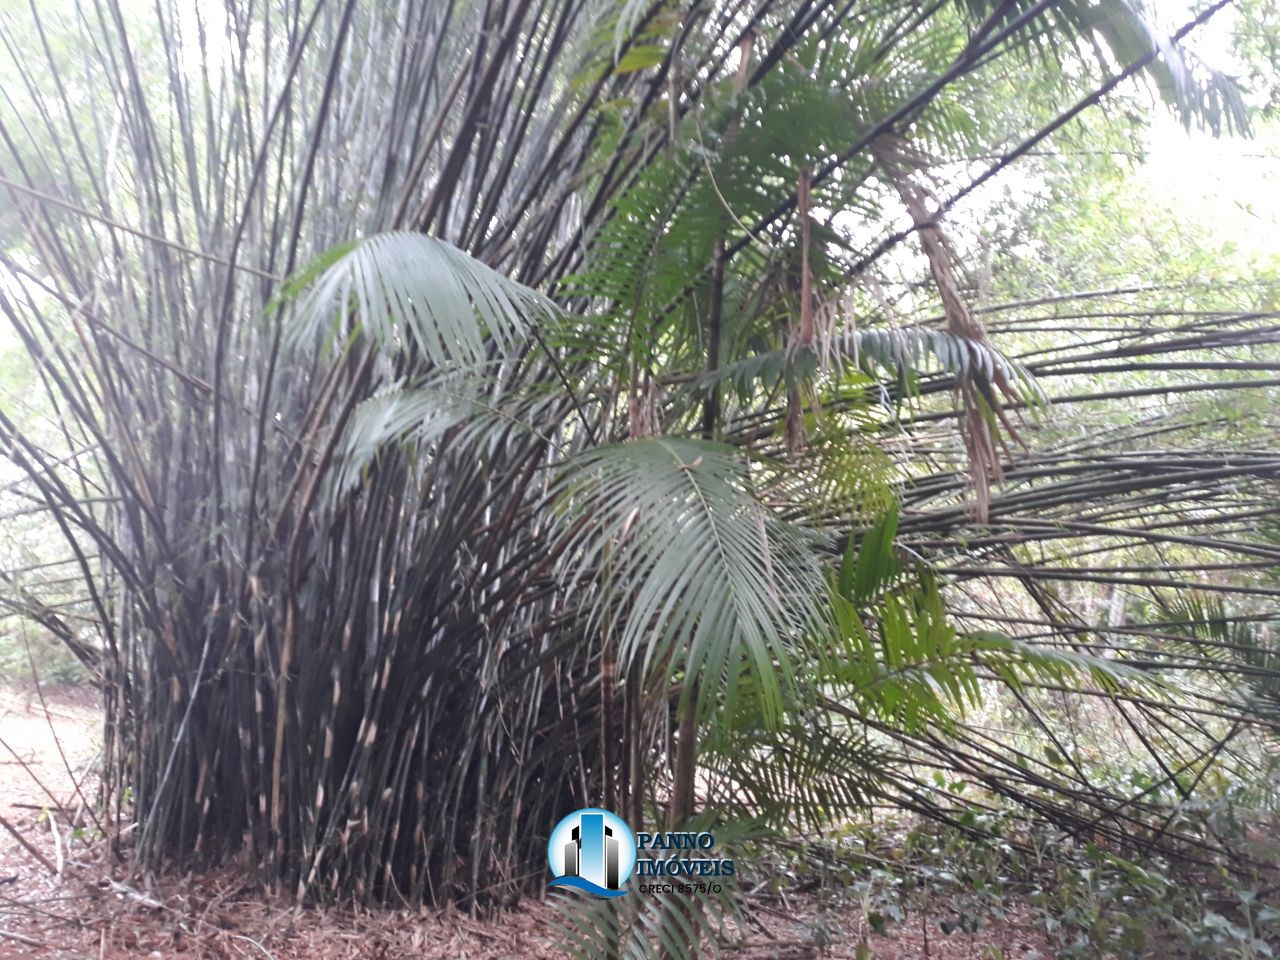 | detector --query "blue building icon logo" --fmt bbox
[547,808,636,897]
